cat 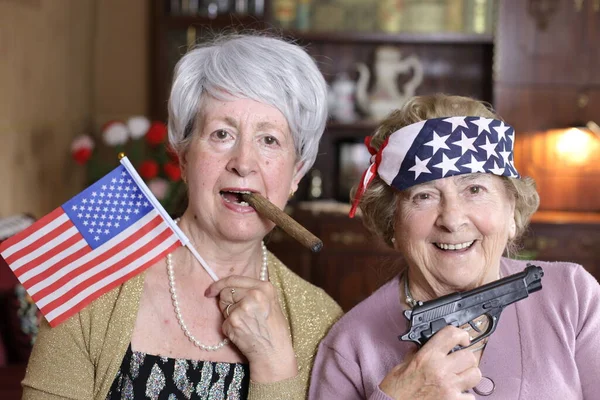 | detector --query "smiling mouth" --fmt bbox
[434,240,475,251]
[220,190,252,206]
